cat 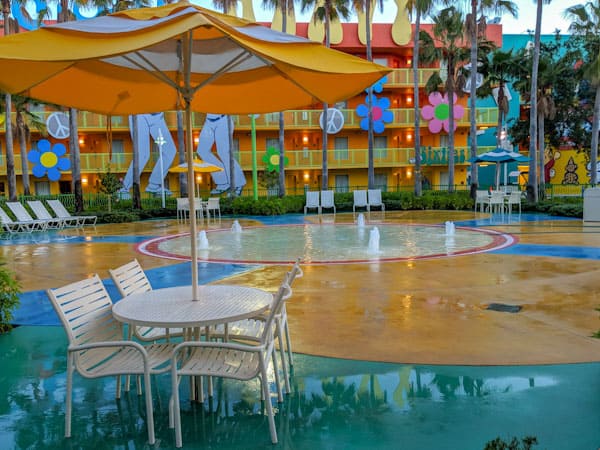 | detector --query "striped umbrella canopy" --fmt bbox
[469,147,529,189]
